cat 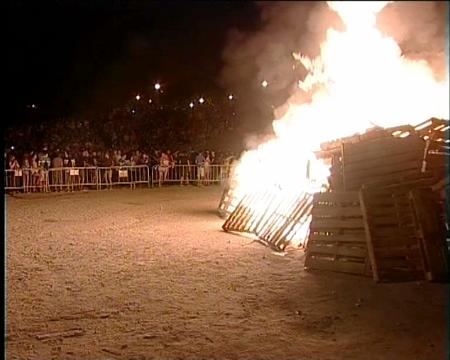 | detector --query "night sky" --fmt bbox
[6,0,260,126]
